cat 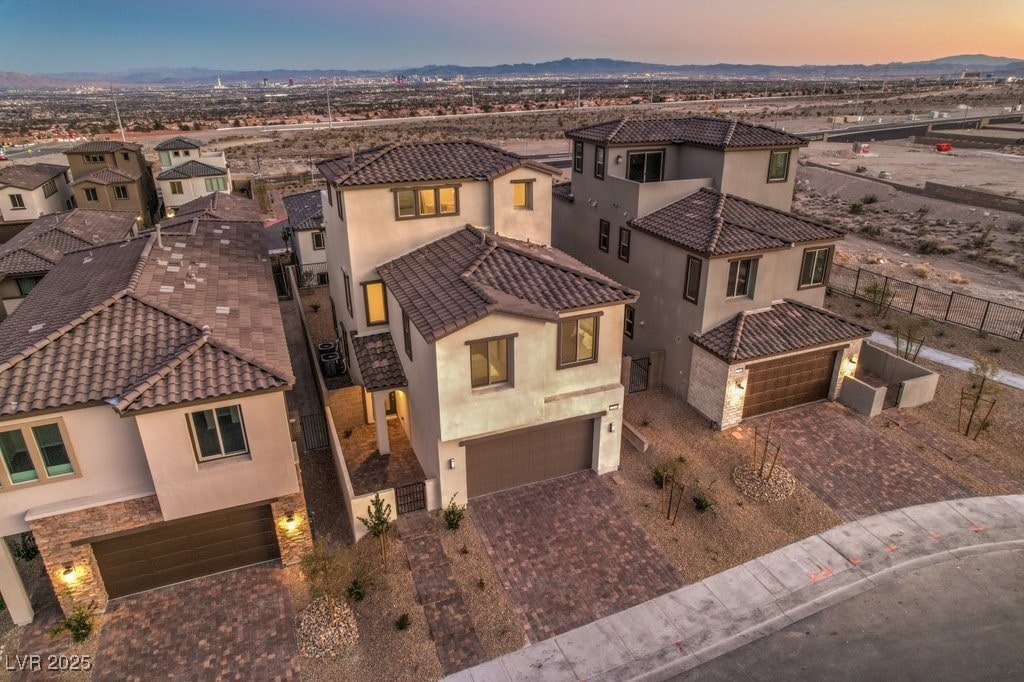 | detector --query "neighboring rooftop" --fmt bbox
[0,198,292,417]
[565,116,808,149]
[70,167,141,186]
[154,137,203,151]
[552,181,574,202]
[316,140,559,187]
[0,209,137,278]
[378,226,637,344]
[691,300,872,363]
[156,160,228,180]
[0,163,68,190]
[66,140,143,154]
[160,191,260,229]
[282,190,323,231]
[350,332,408,392]
[630,187,842,256]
